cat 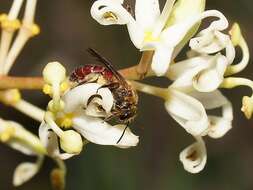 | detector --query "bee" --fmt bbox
[70,48,138,135]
